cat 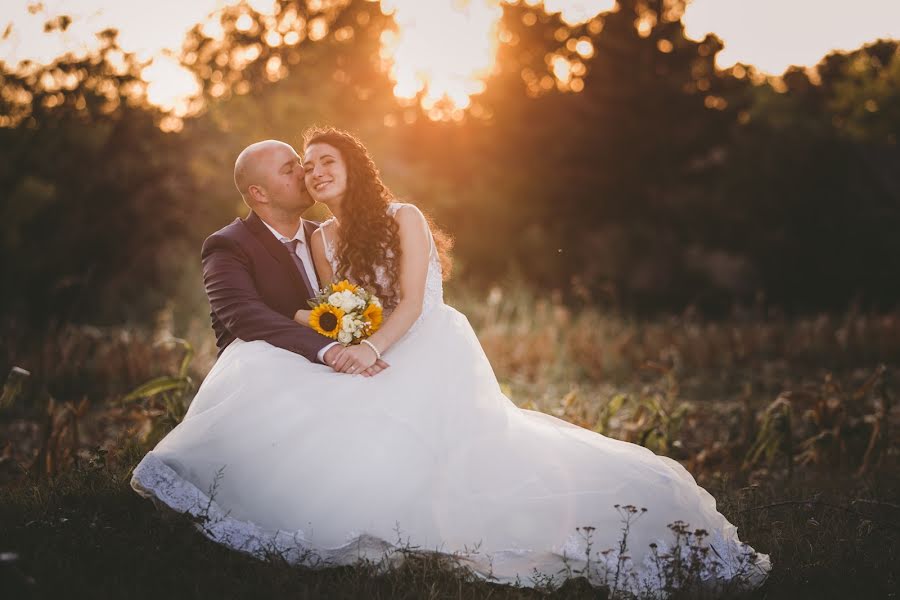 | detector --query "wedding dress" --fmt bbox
[131,203,770,594]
